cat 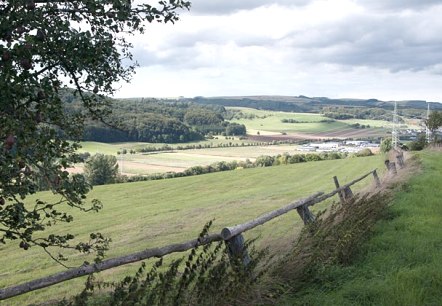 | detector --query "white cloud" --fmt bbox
[114,0,442,102]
